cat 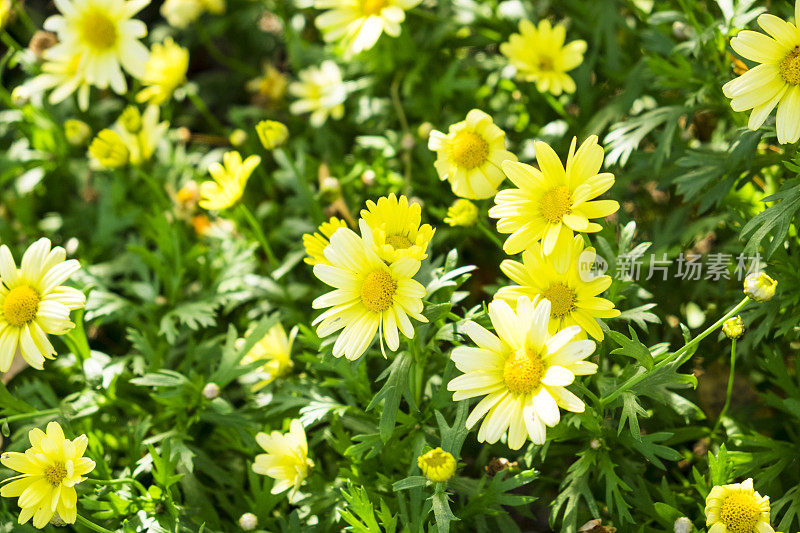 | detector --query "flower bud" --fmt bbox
[417,447,456,483]
[65,119,92,146]
[417,121,434,140]
[444,199,478,227]
[202,382,220,399]
[255,119,288,150]
[238,512,258,531]
[743,272,777,302]
[722,315,744,340]
[29,31,58,59]
[119,106,142,133]
[401,132,415,151]
[361,169,376,186]
[229,129,247,147]
[89,130,129,168]
[673,517,691,533]
[319,176,341,203]
[10,85,30,106]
